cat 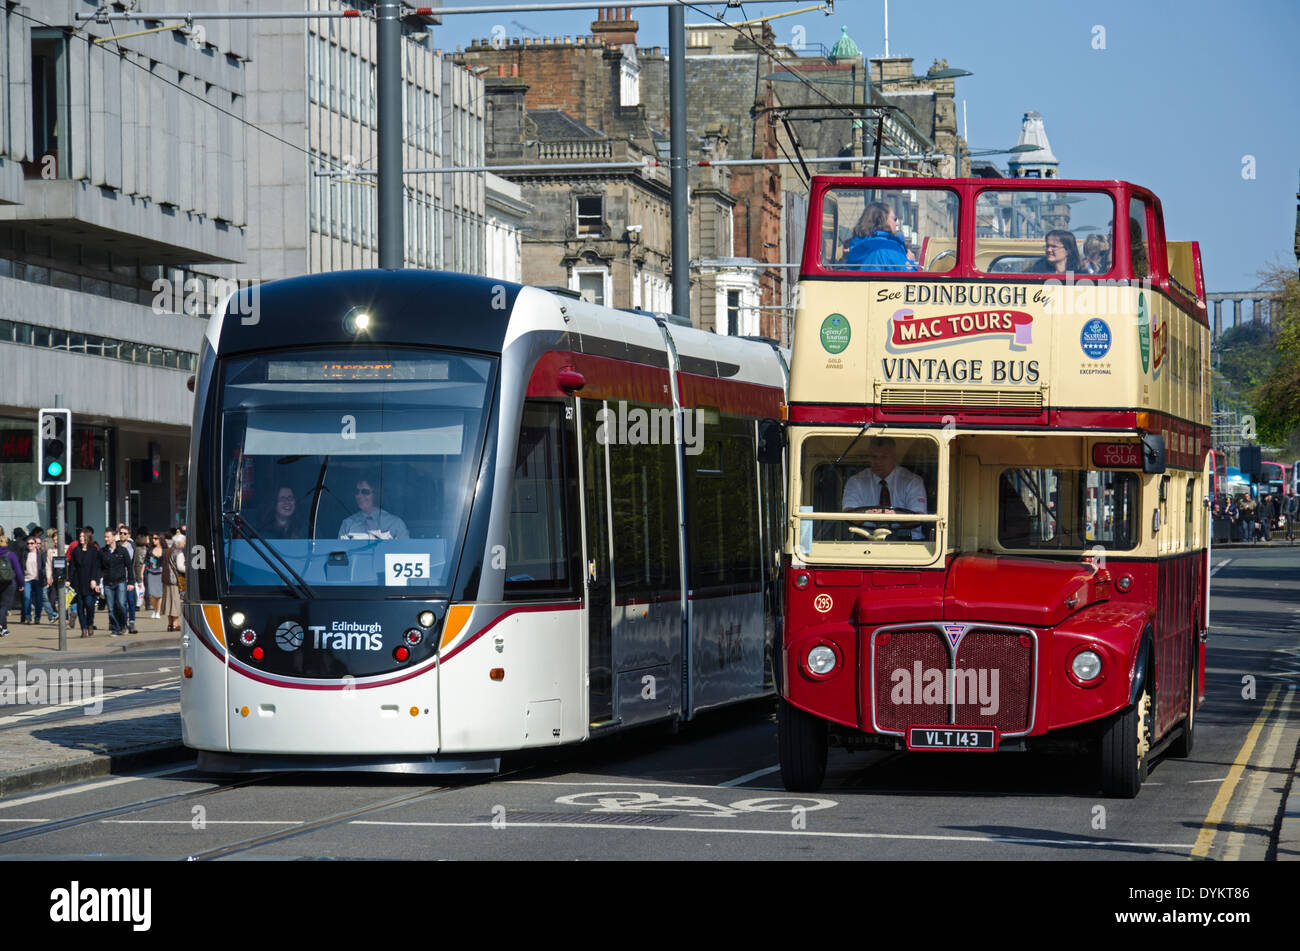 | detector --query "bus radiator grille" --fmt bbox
[872,629,949,732]
[871,625,1034,735]
[953,629,1033,735]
